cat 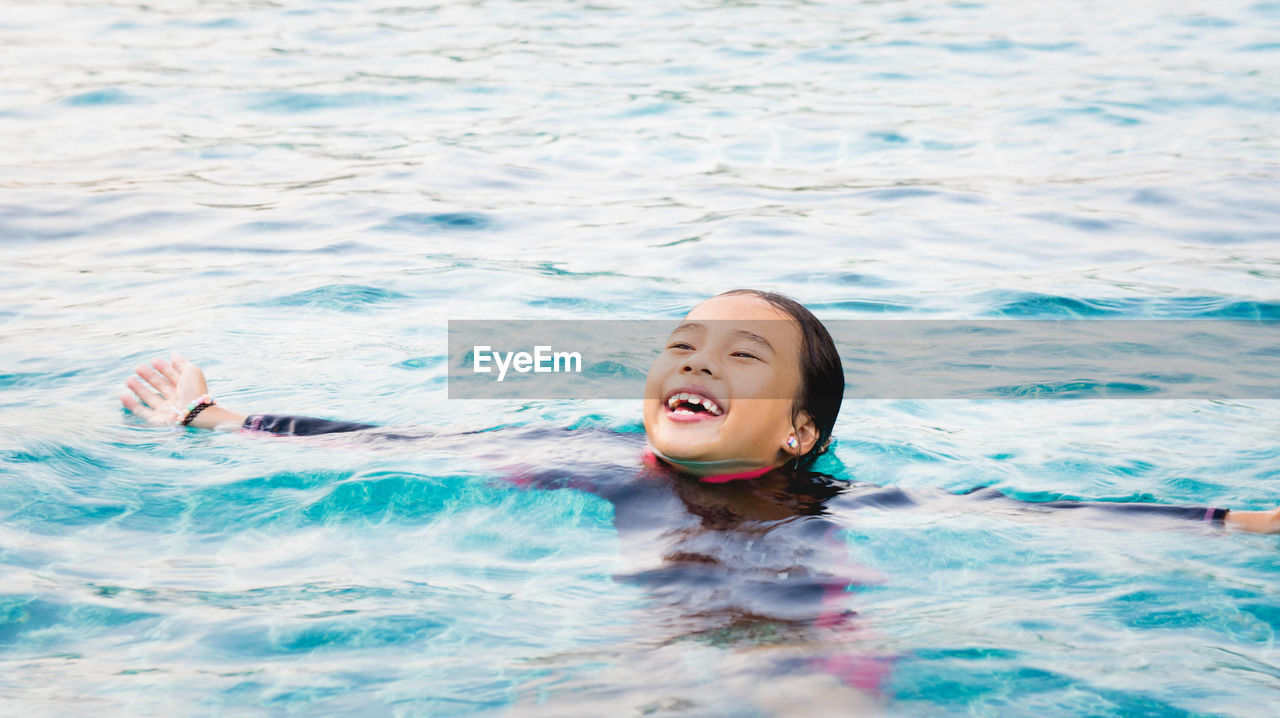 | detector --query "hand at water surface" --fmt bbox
[121,352,245,430]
